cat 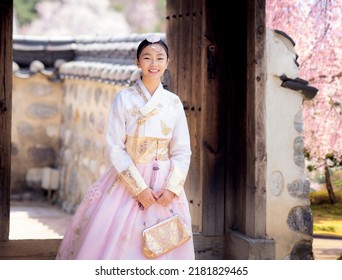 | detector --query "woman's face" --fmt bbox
[136,43,169,81]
